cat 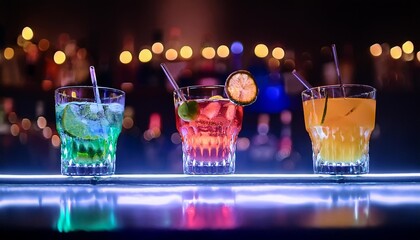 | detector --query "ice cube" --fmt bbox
[89,104,101,114]
[201,102,221,119]
[86,118,106,135]
[105,112,121,125]
[102,103,122,125]
[225,104,236,121]
[108,103,124,113]
[78,103,102,120]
